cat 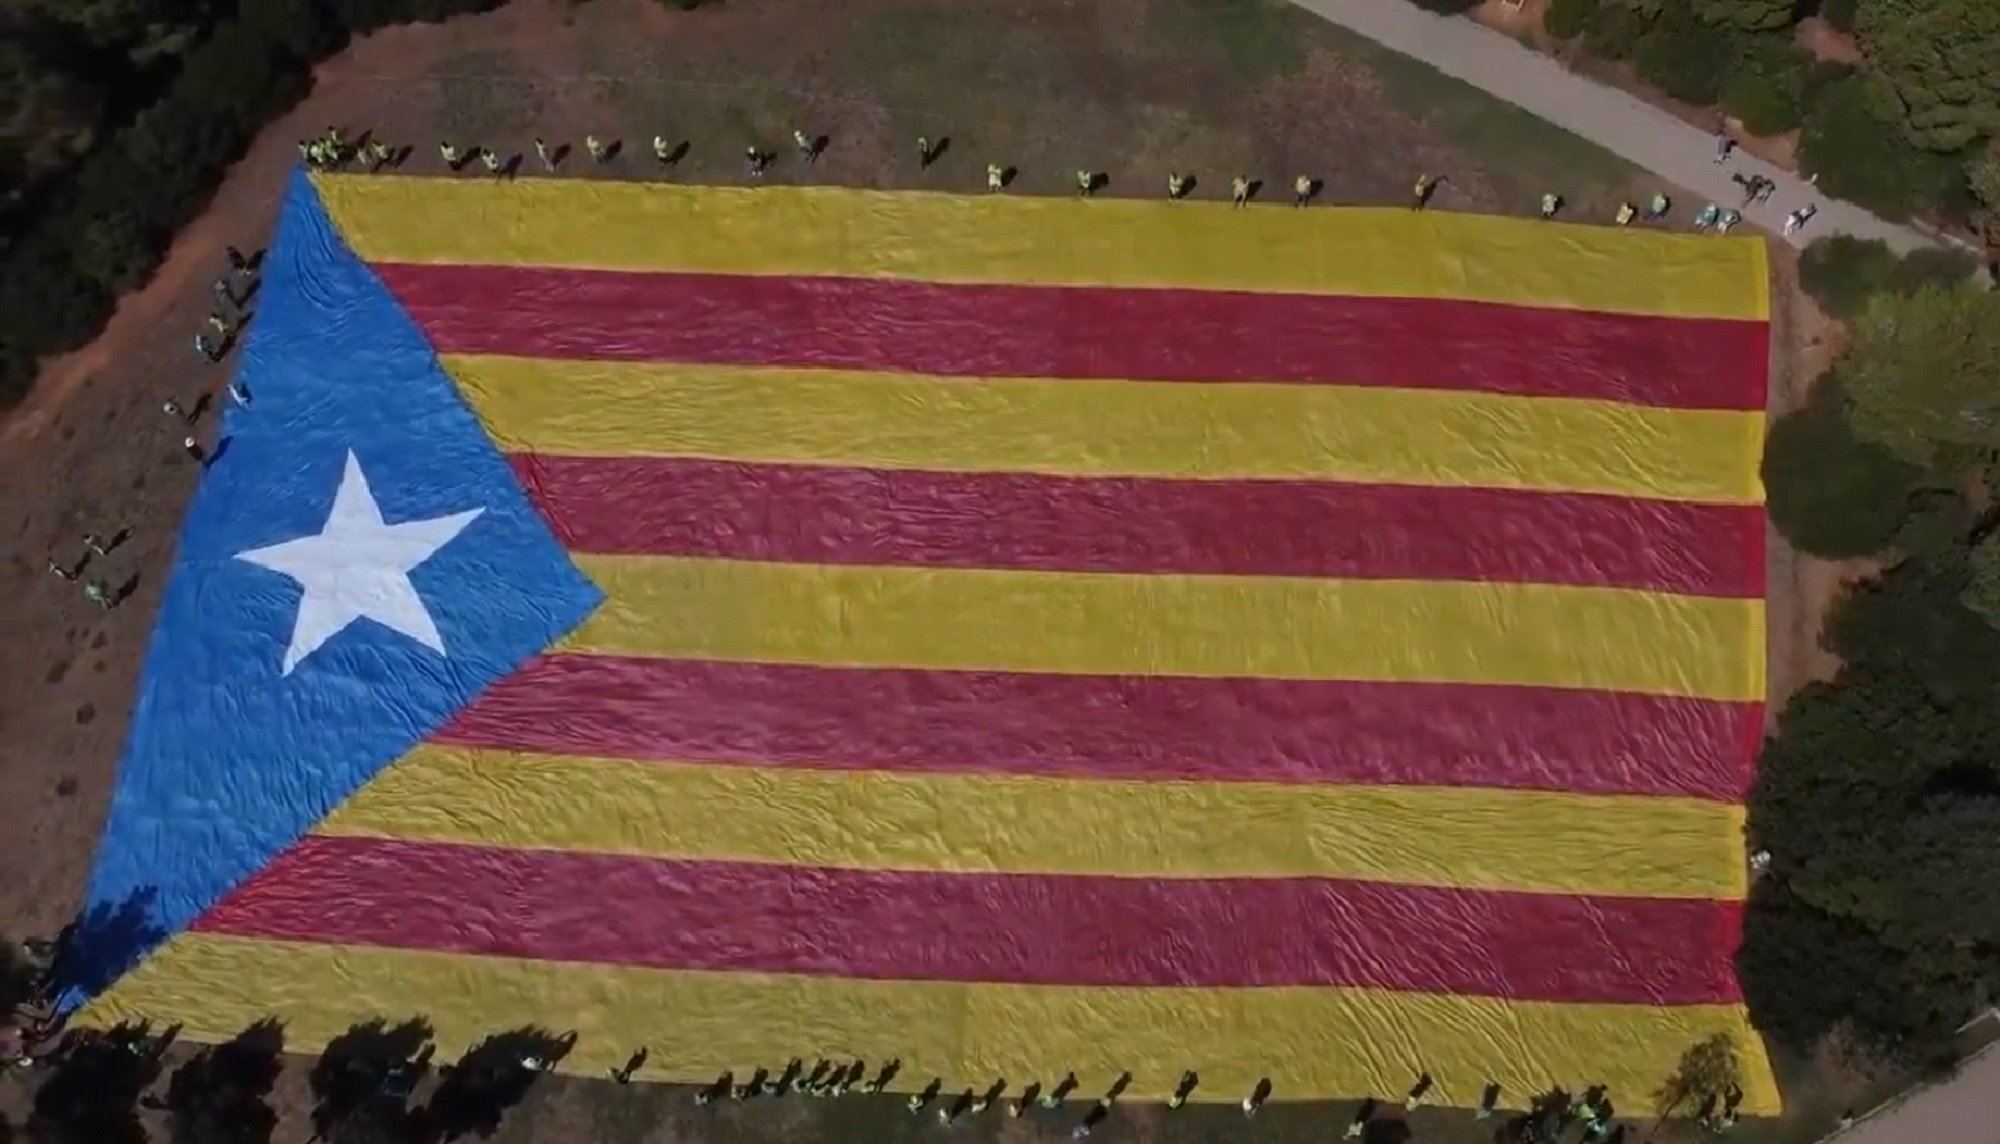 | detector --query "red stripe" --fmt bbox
[378,264,1767,411]
[199,835,1744,1004]
[434,657,1760,801]
[510,455,1764,595]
